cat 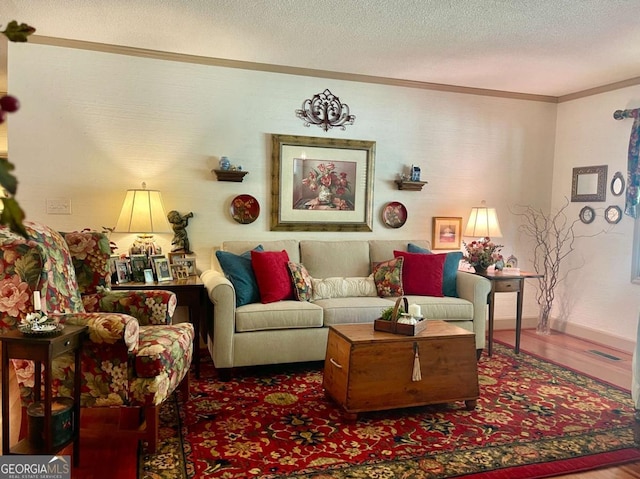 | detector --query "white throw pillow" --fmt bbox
[311,276,377,301]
